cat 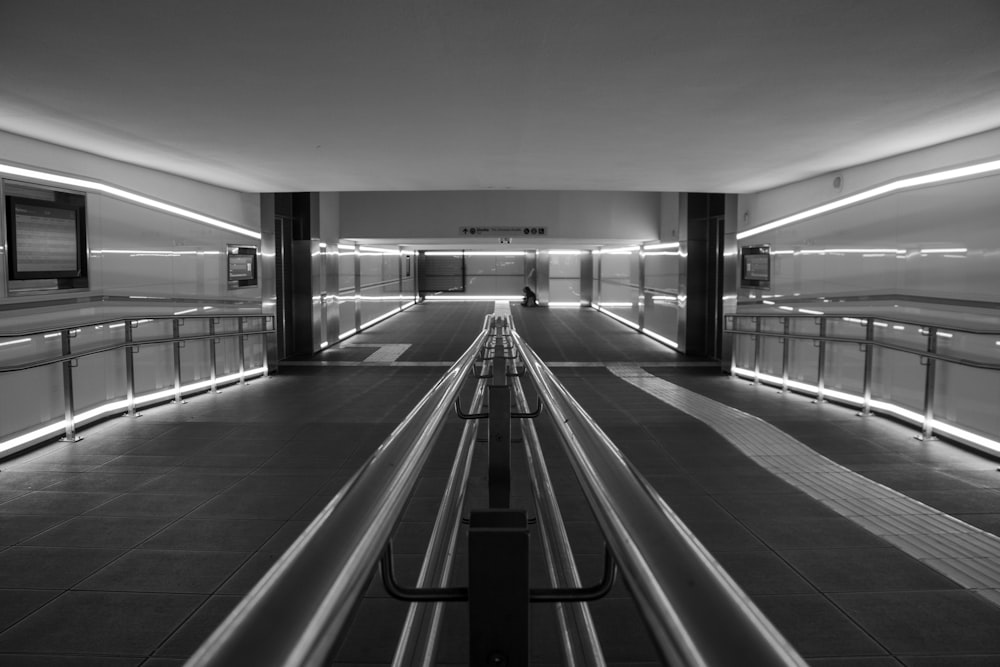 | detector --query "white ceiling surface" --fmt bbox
[1,2,999,195]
